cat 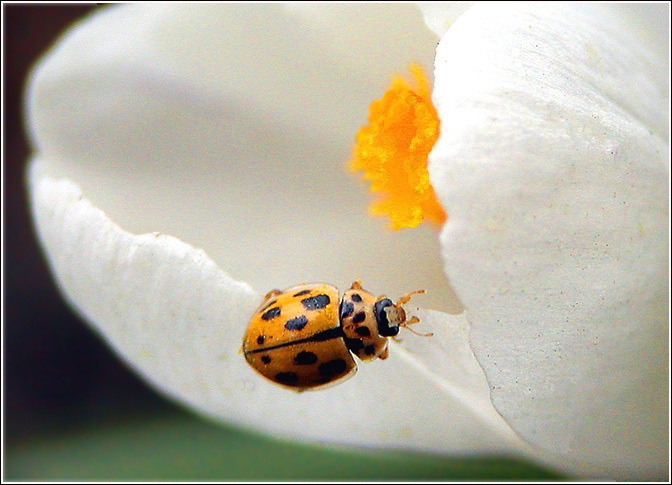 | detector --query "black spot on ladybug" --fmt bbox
[261,355,271,364]
[294,351,318,365]
[261,307,281,321]
[275,372,299,384]
[345,338,364,353]
[293,289,312,297]
[302,294,330,311]
[339,301,354,319]
[355,326,371,337]
[352,312,366,324]
[351,293,362,303]
[257,335,265,345]
[319,359,347,378]
[285,315,309,331]
[364,344,376,355]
